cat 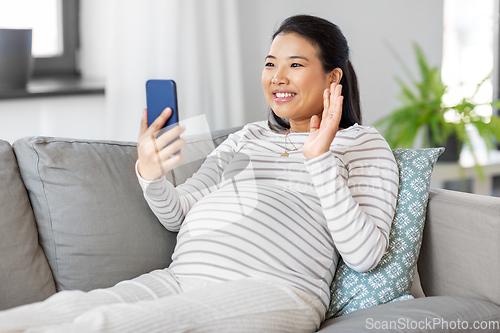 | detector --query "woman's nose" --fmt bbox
[272,68,288,85]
